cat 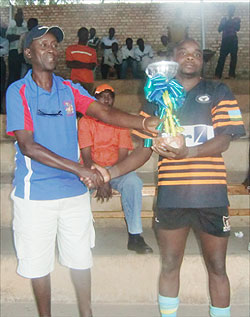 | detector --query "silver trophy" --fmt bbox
[145,61,179,79]
[144,61,184,149]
